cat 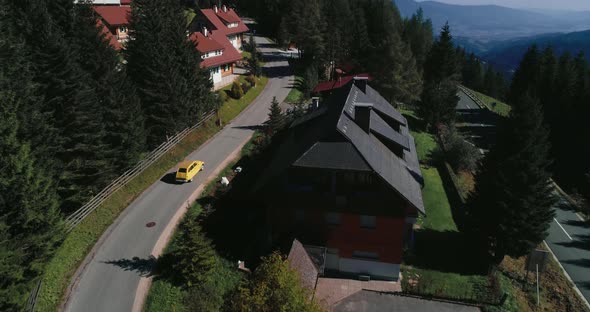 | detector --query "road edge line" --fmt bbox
[132,136,251,312]
[543,241,590,310]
